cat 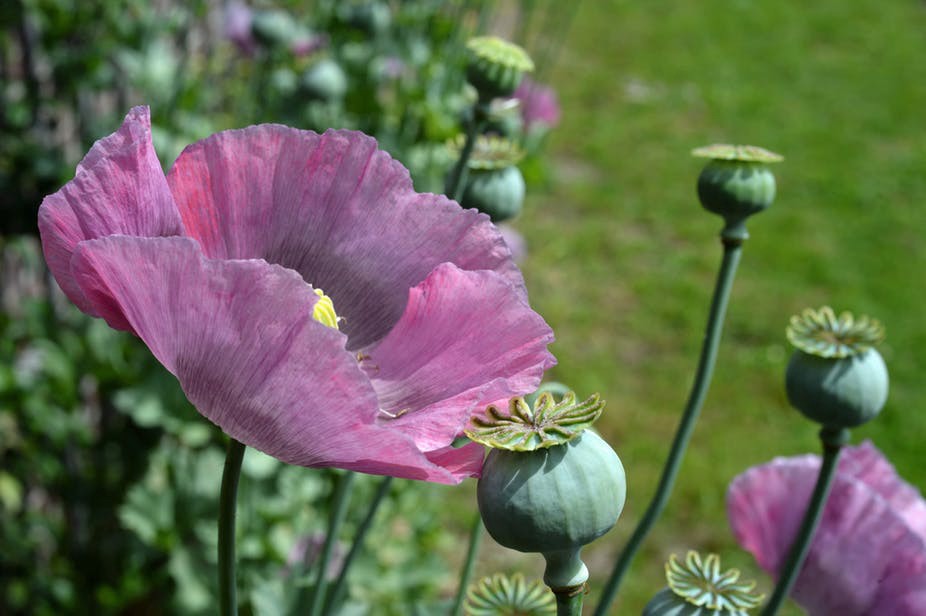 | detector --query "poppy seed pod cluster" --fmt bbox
[467,392,625,590]
[784,307,889,429]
